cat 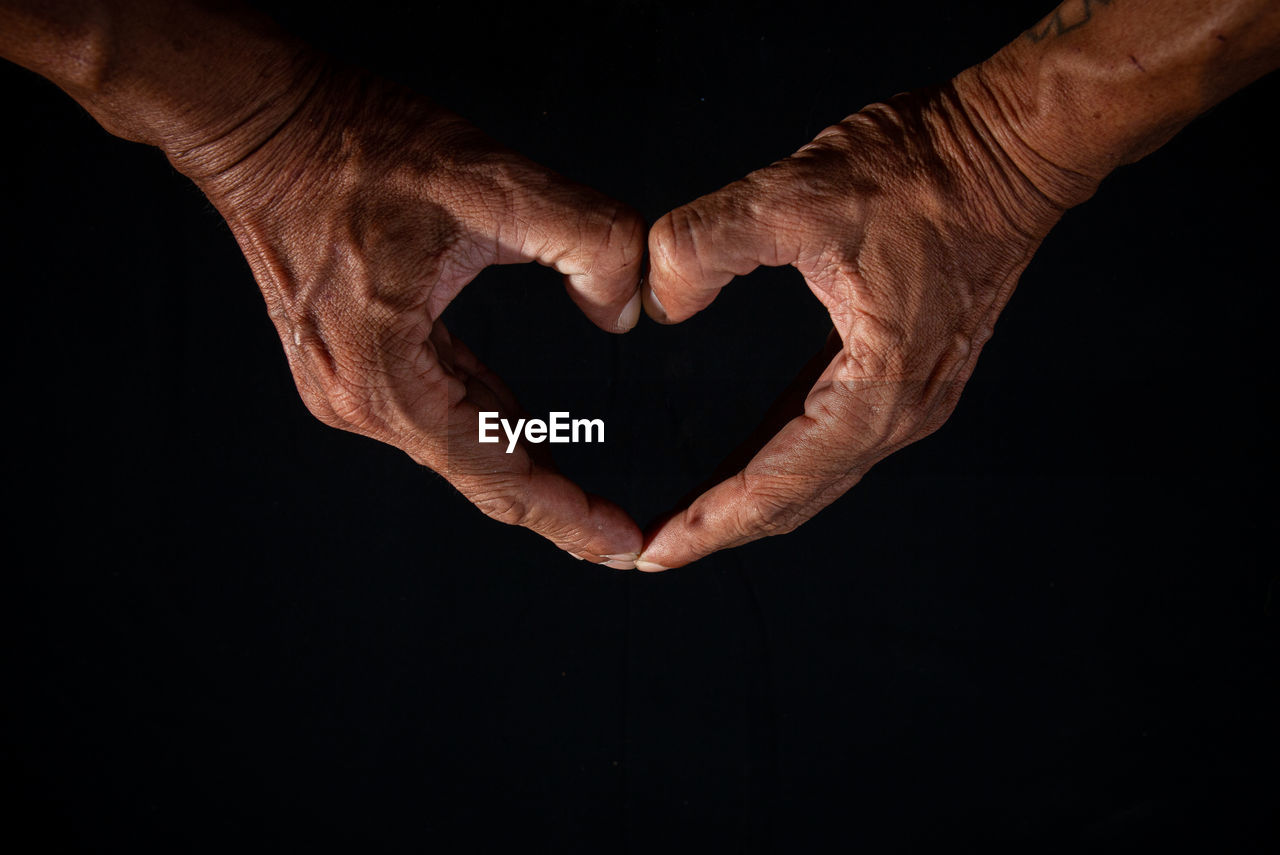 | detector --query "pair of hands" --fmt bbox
[185,62,1071,570]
